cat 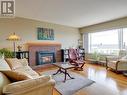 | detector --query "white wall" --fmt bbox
[0,17,80,50]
